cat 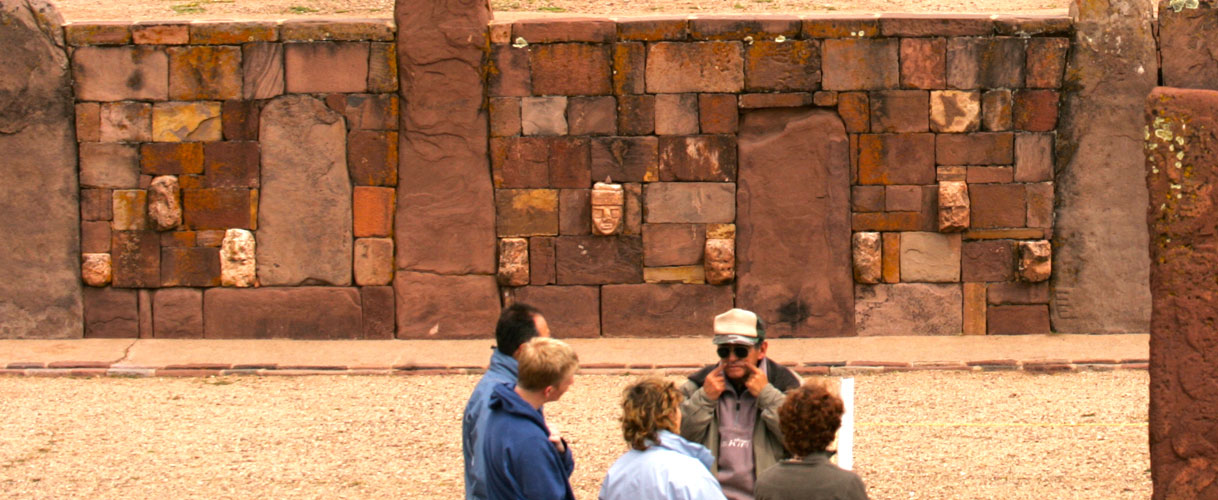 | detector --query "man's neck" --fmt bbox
[514,386,547,410]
